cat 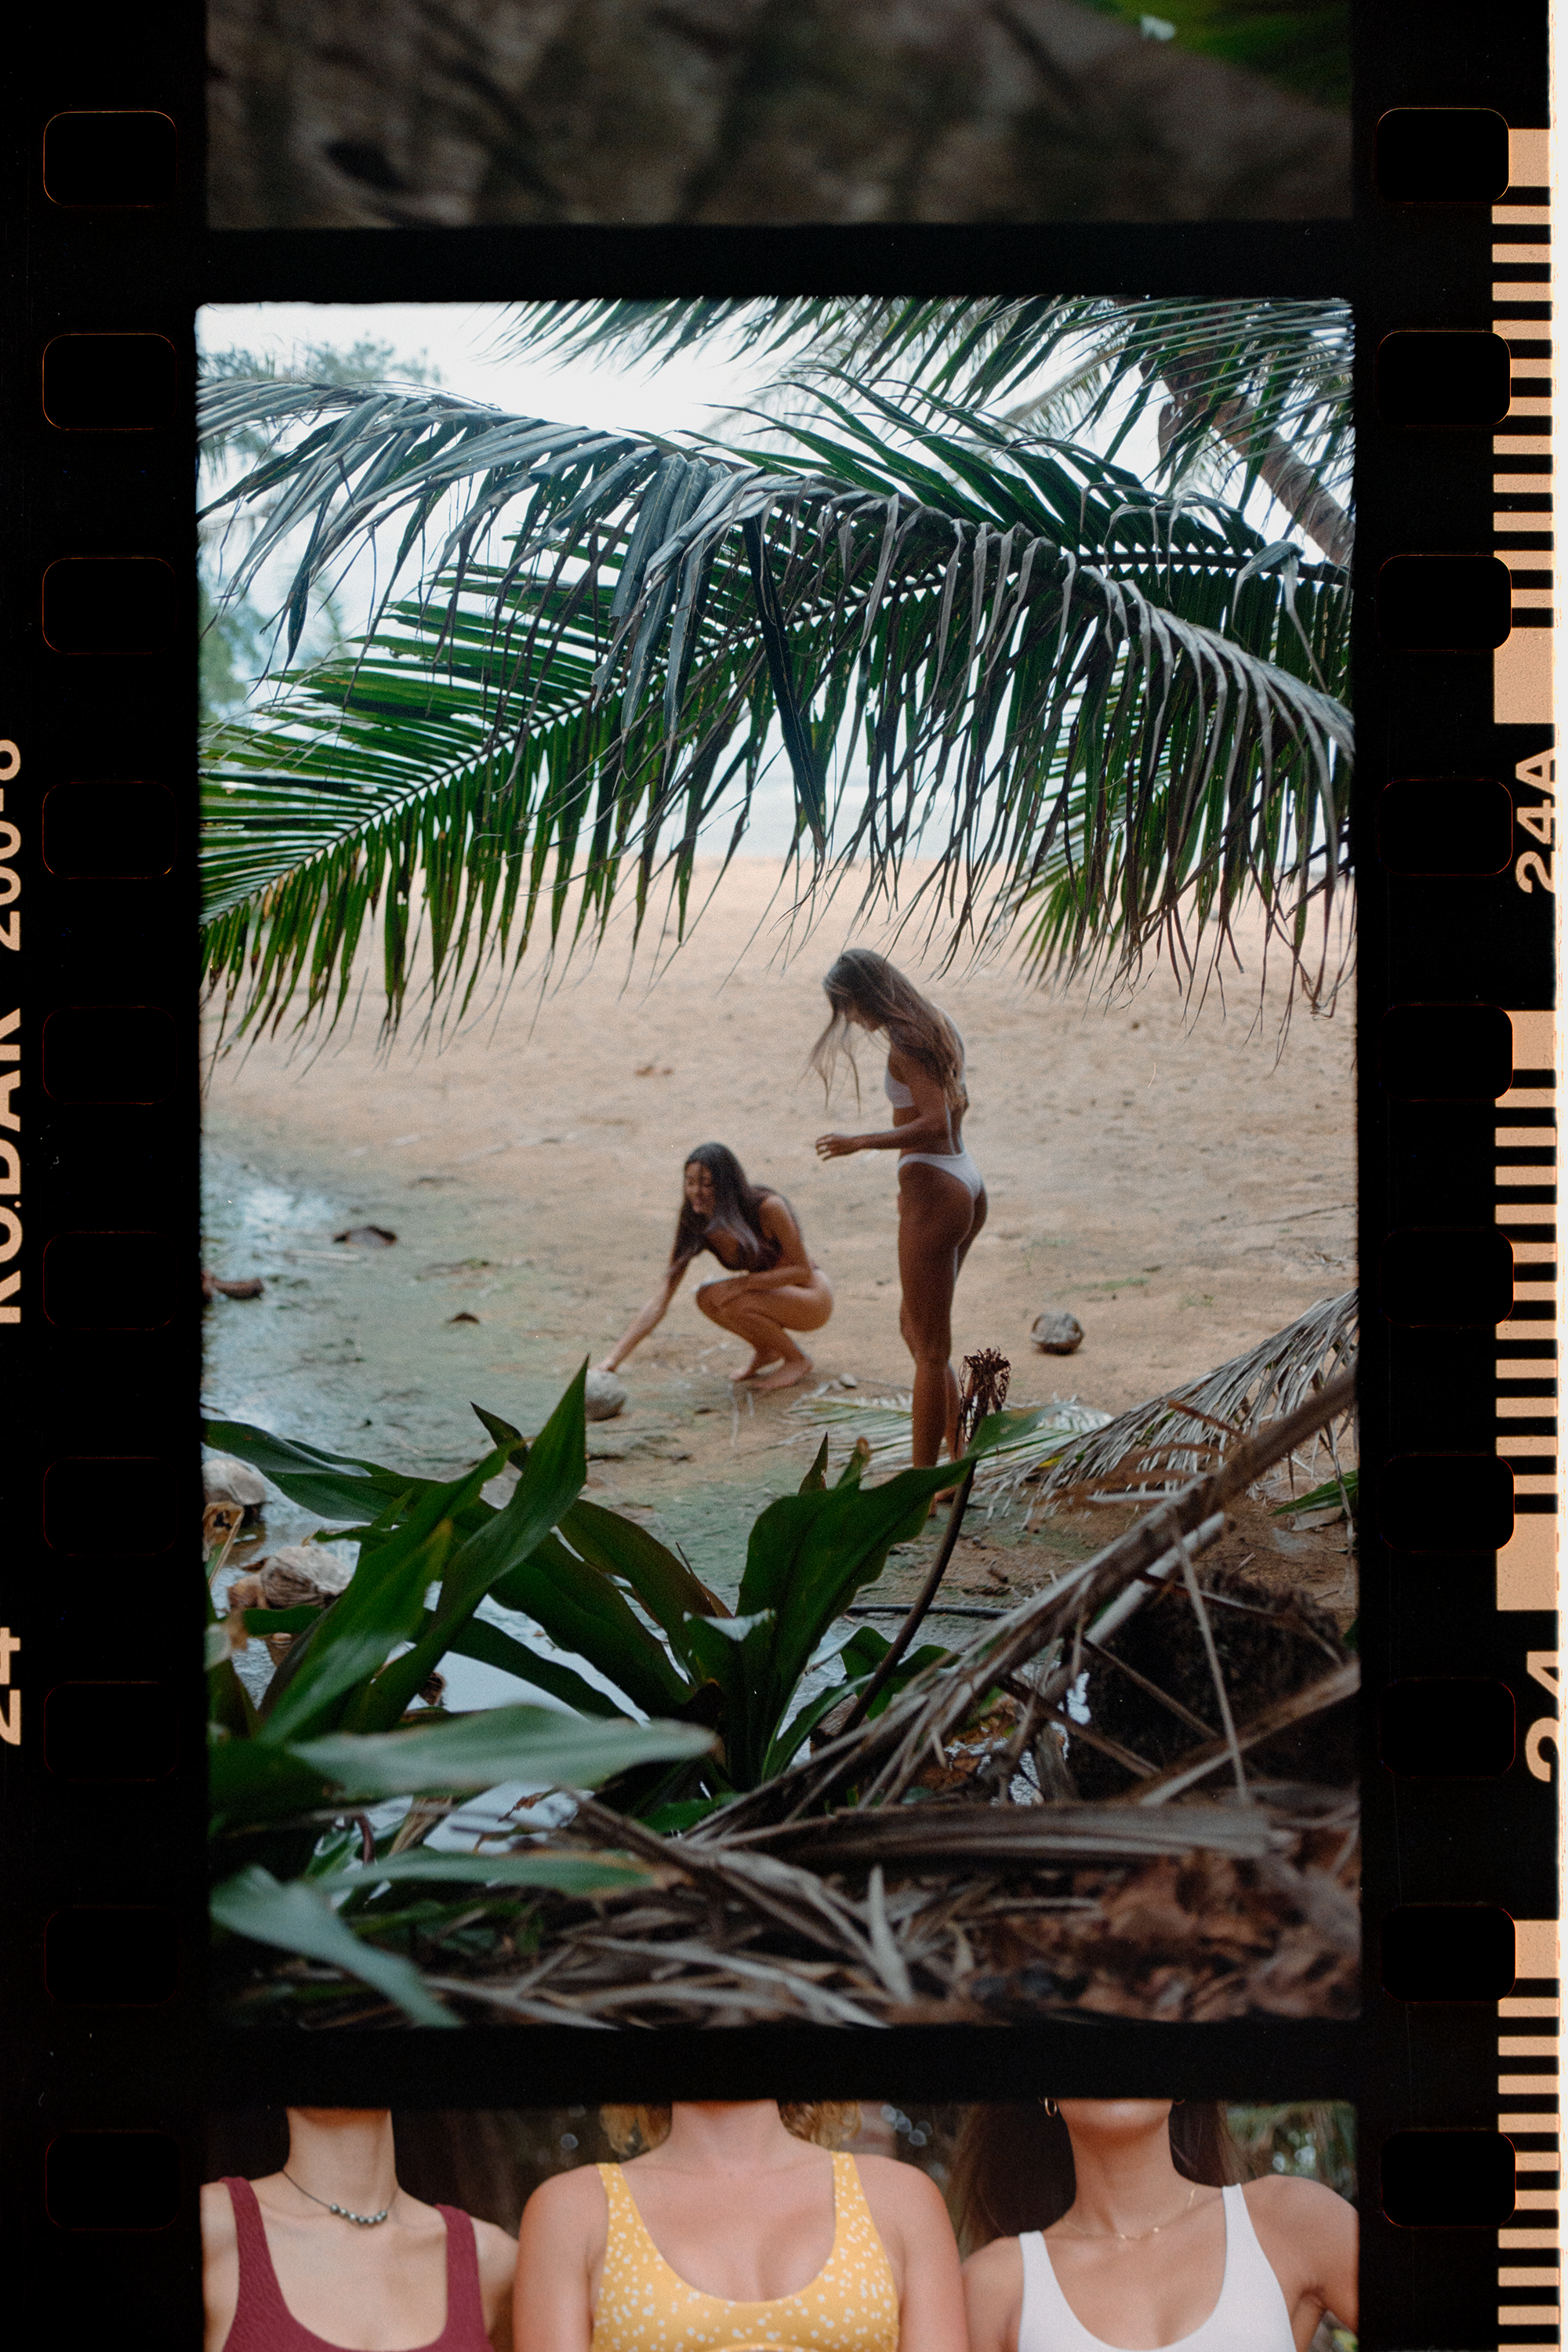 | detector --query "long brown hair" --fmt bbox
[670,1142,782,1273]
[947,2103,1247,2256]
[600,2103,862,2156]
[810,948,966,1109]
